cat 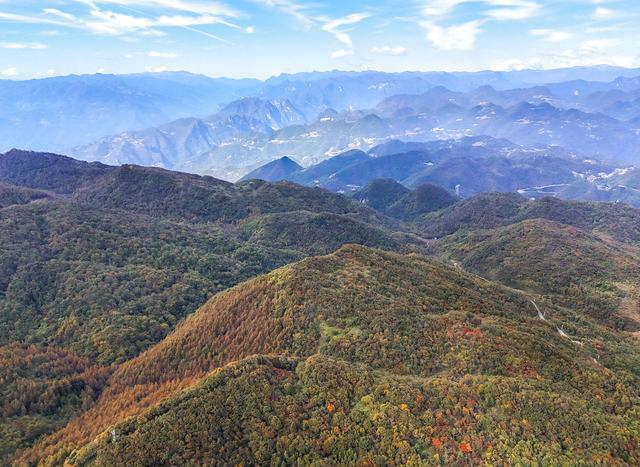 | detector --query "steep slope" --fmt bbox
[275,137,620,201]
[416,193,640,243]
[0,150,110,194]
[437,219,640,330]
[0,150,392,225]
[386,183,459,221]
[288,149,372,188]
[350,178,410,211]
[24,245,640,465]
[0,150,407,367]
[415,192,529,237]
[238,156,303,182]
[70,97,307,173]
[0,152,417,460]
[216,97,305,129]
[0,345,111,458]
[0,183,52,208]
